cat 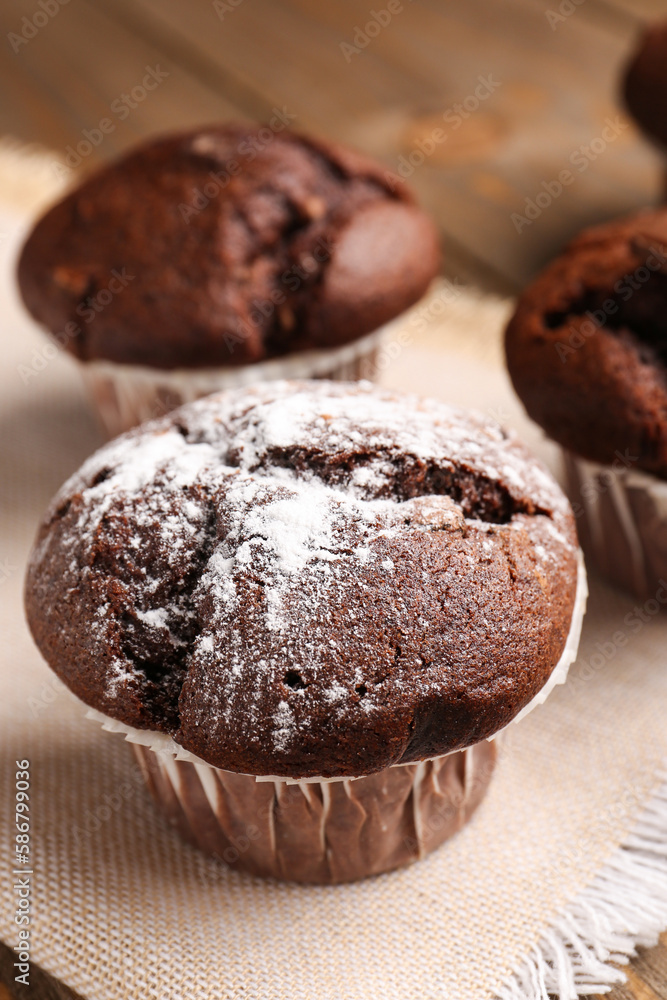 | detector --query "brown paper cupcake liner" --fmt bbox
[78,324,391,439]
[131,740,497,884]
[564,450,667,600]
